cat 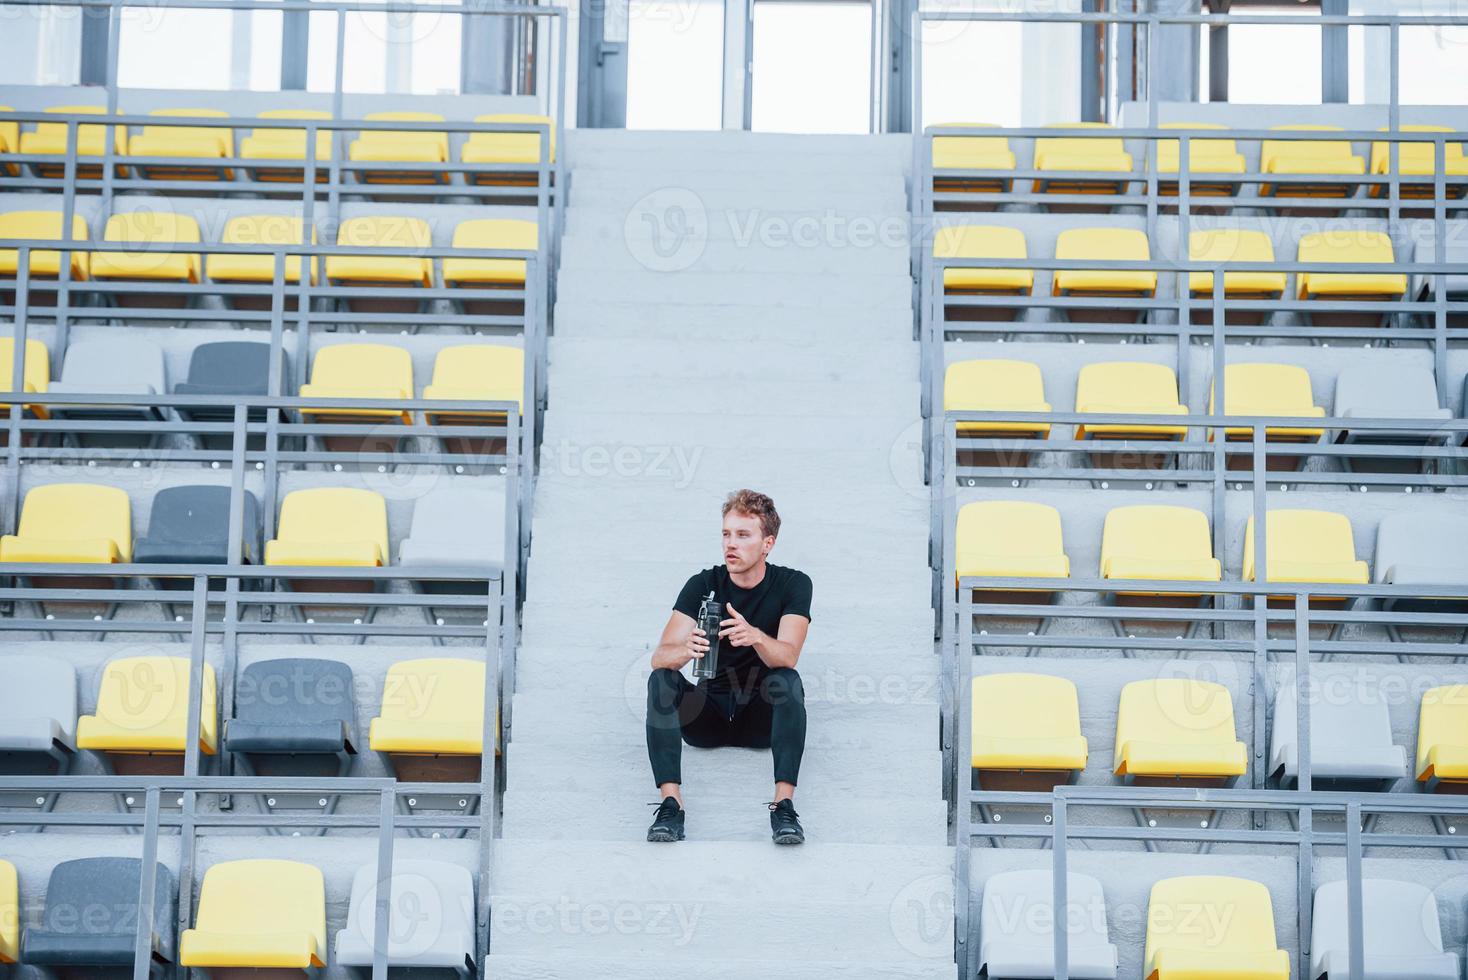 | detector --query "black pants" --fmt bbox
[646,666,806,787]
